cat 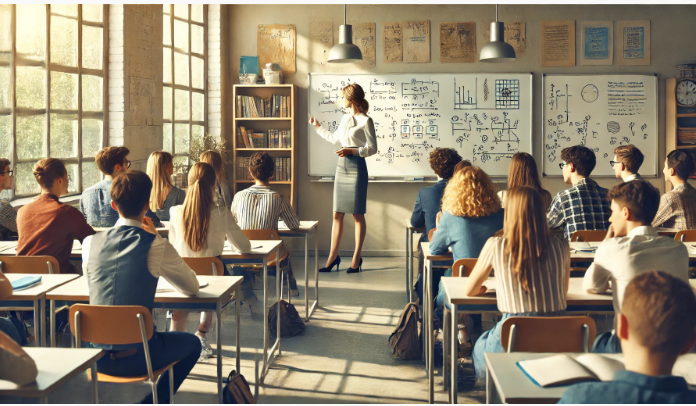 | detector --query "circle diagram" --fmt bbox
[582,84,599,103]
[607,121,620,134]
